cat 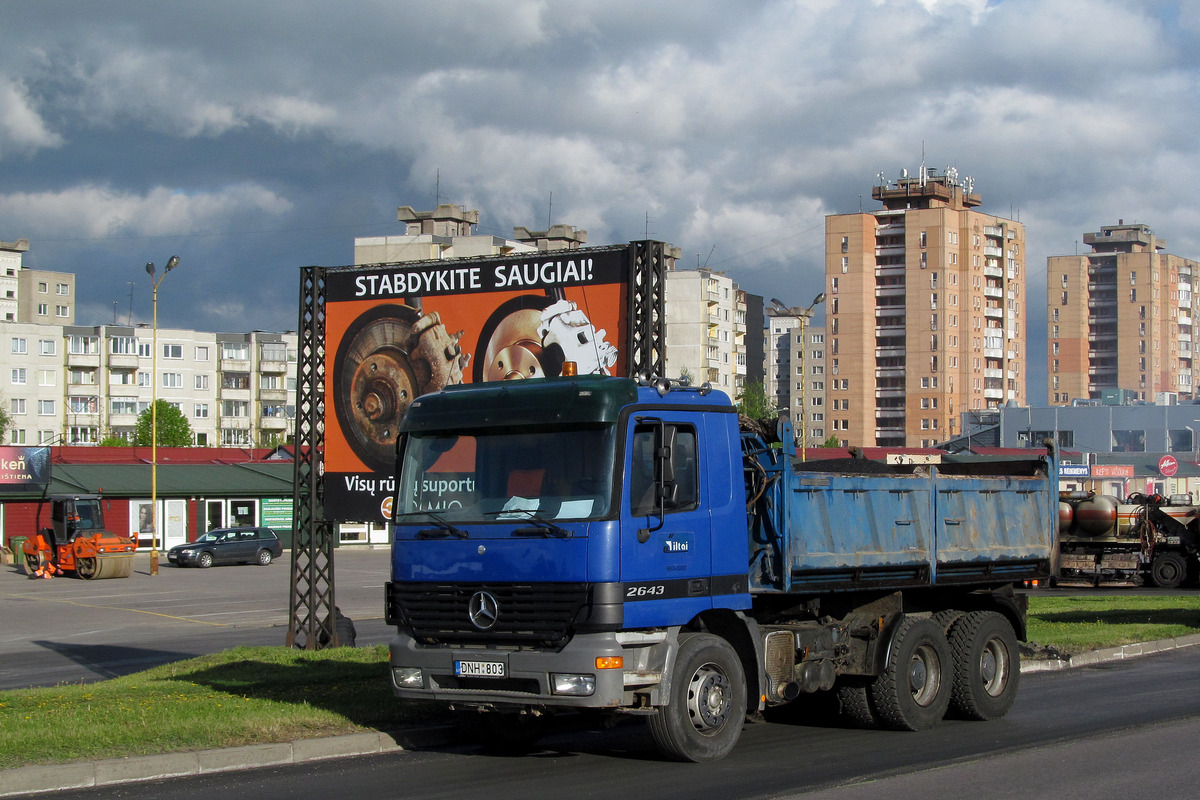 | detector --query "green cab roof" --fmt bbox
[401,375,639,432]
